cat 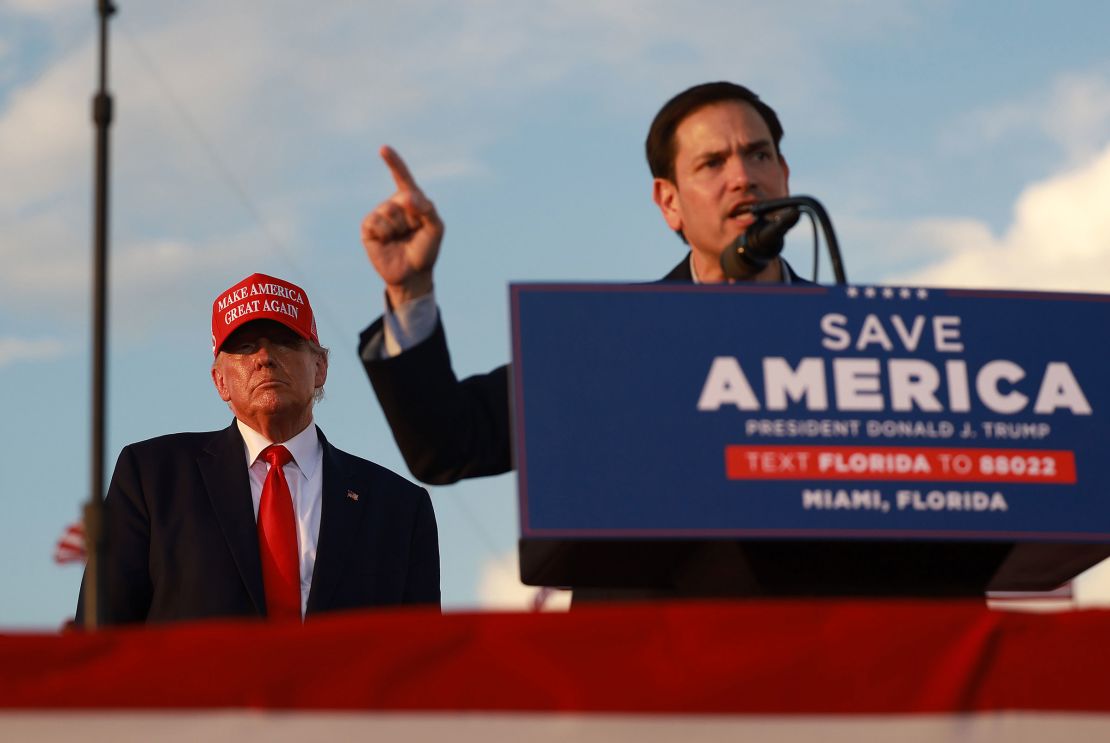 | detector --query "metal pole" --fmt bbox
[84,0,116,631]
